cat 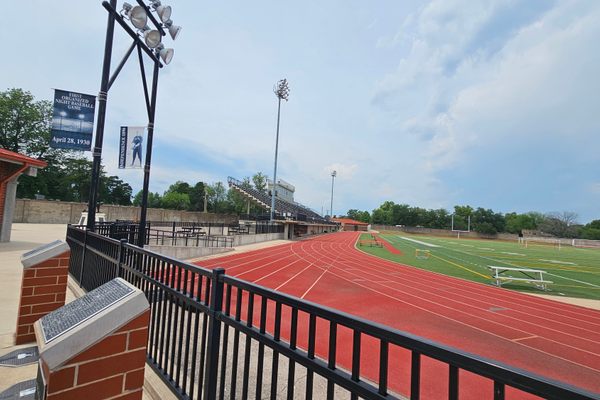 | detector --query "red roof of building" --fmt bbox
[0,148,47,168]
[332,218,369,226]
